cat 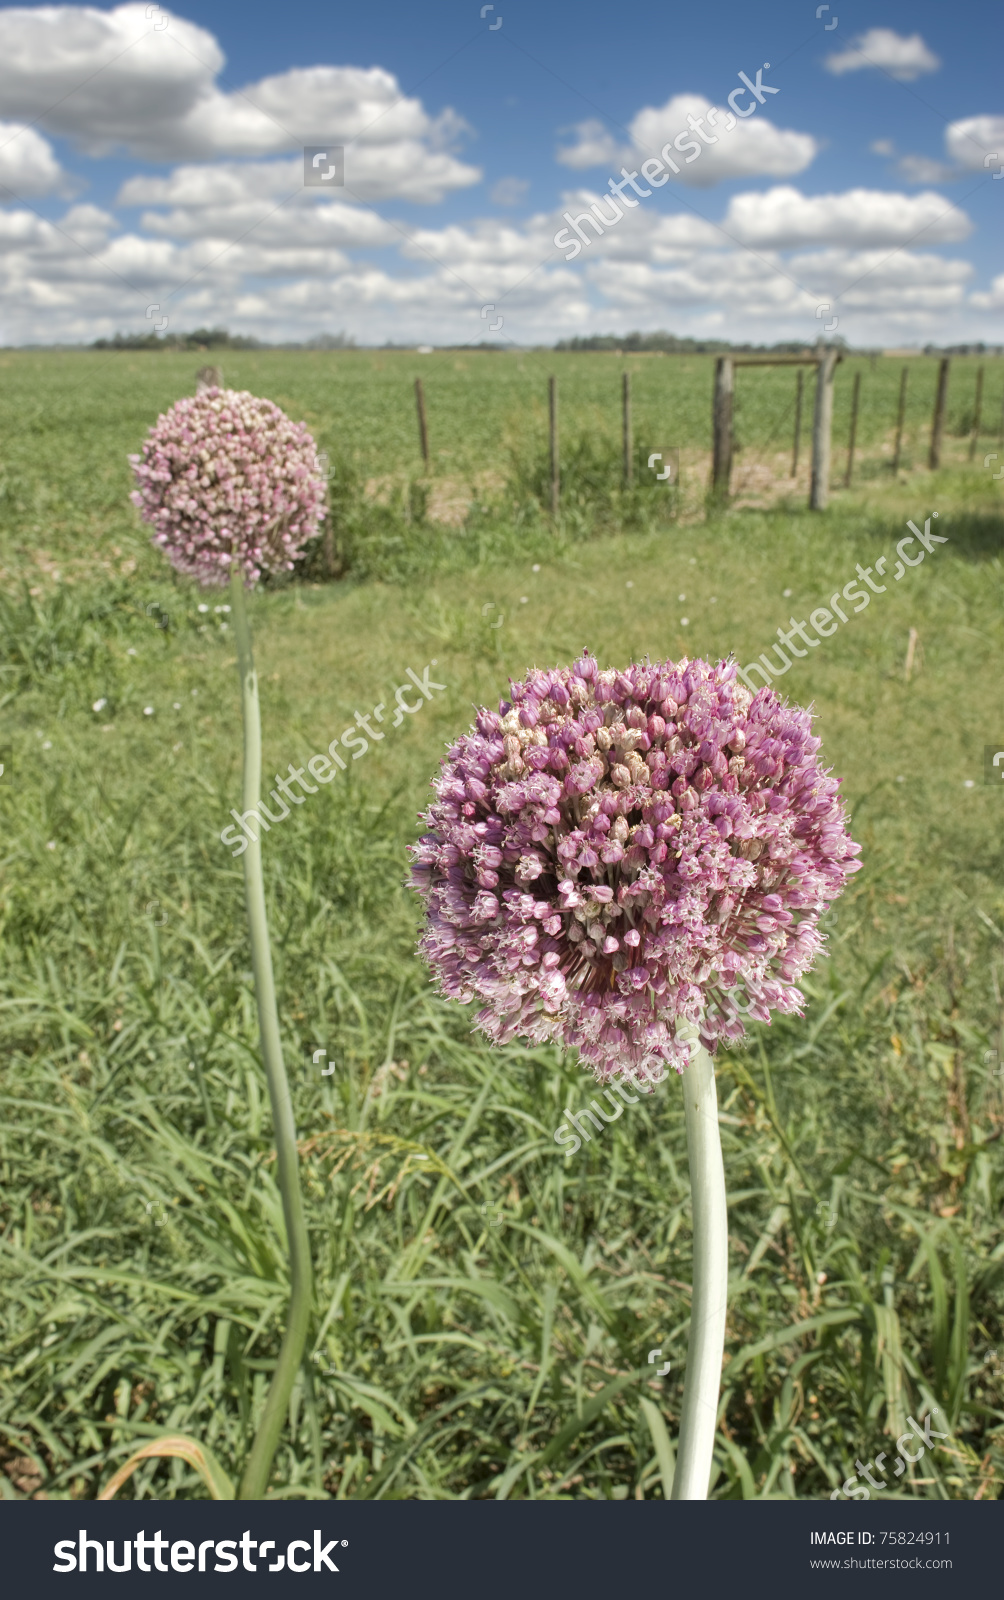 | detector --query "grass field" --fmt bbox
[1,349,1003,1502]
[2,348,1002,588]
